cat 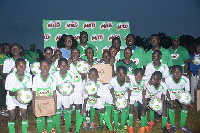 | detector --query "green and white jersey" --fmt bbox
[146,47,173,67]
[144,80,167,98]
[109,76,131,99]
[115,51,121,61]
[116,60,137,75]
[120,46,146,68]
[165,75,190,97]
[129,75,148,96]
[5,72,32,98]
[49,59,59,74]
[53,70,74,86]
[145,62,169,79]
[3,58,30,73]
[25,50,39,64]
[167,46,190,66]
[32,73,56,96]
[77,43,97,60]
